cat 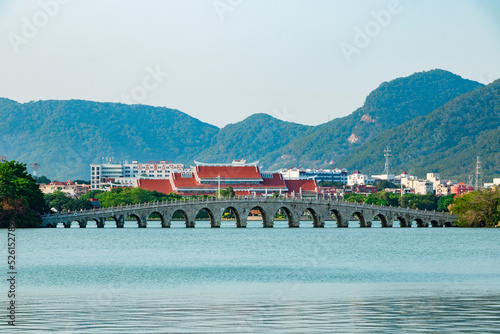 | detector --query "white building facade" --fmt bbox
[91,160,184,189]
[347,171,368,186]
[279,167,348,184]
